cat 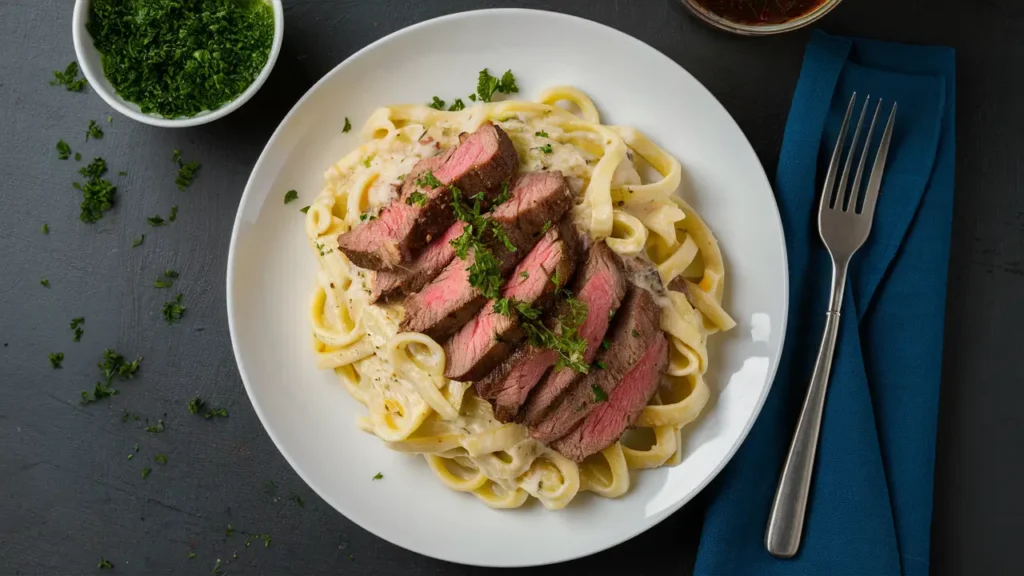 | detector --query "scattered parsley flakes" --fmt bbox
[593,360,607,370]
[40,278,50,288]
[448,185,517,300]
[600,339,611,351]
[162,293,186,324]
[284,190,298,204]
[50,61,87,91]
[372,472,383,480]
[361,155,374,168]
[154,453,168,465]
[74,158,117,223]
[288,492,305,508]
[131,234,145,248]
[70,317,85,341]
[141,467,152,479]
[172,149,200,190]
[147,215,165,226]
[359,212,369,222]
[535,130,549,138]
[80,381,119,404]
[493,180,511,205]
[520,271,529,279]
[204,407,228,419]
[592,384,608,402]
[536,143,553,154]
[342,117,352,133]
[49,352,64,369]
[145,419,166,433]
[168,205,178,222]
[415,170,443,189]
[97,557,114,569]
[41,223,49,234]
[86,120,104,141]
[406,191,427,206]
[476,68,518,102]
[75,152,82,161]
[187,396,205,414]
[299,205,310,214]
[448,98,465,112]
[100,349,142,381]
[541,220,553,234]
[56,139,71,160]
[188,551,197,559]
[428,96,445,110]
[632,329,640,338]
